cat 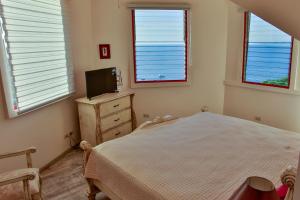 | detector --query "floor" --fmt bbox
[41,148,109,200]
